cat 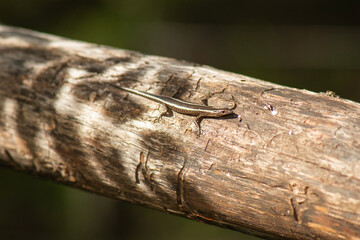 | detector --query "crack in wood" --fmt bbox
[176,156,188,207]
[289,182,317,224]
[195,77,202,91]
[135,150,153,190]
[4,149,15,162]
